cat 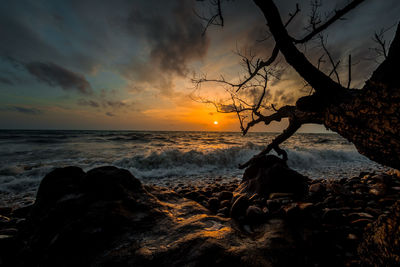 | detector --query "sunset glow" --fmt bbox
[214,121,218,125]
